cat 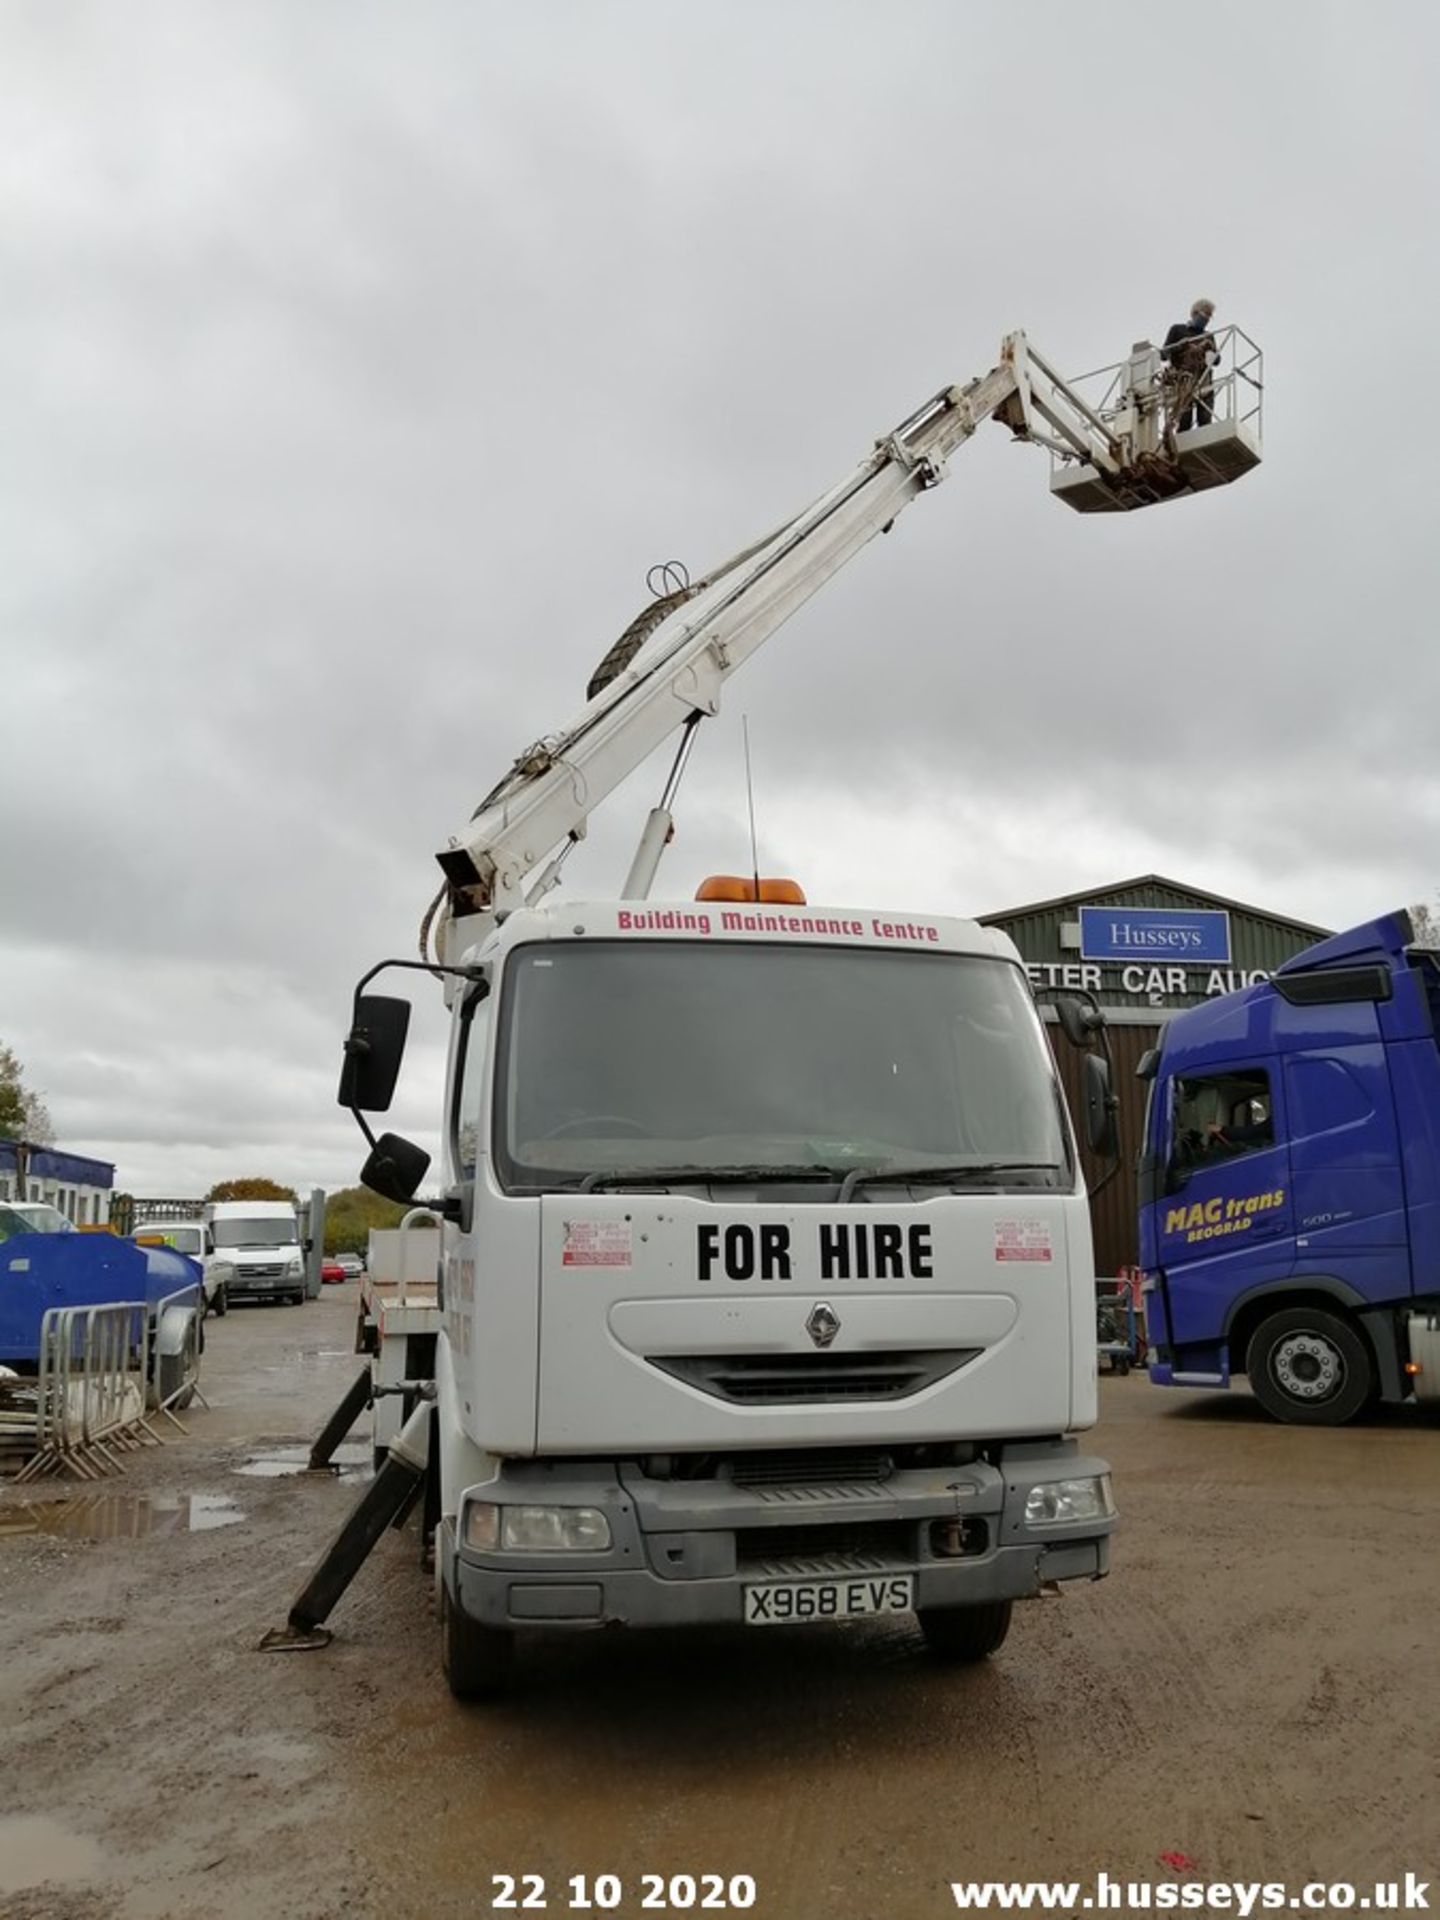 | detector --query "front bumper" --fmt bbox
[445,1441,1113,1631]
[228,1271,298,1298]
